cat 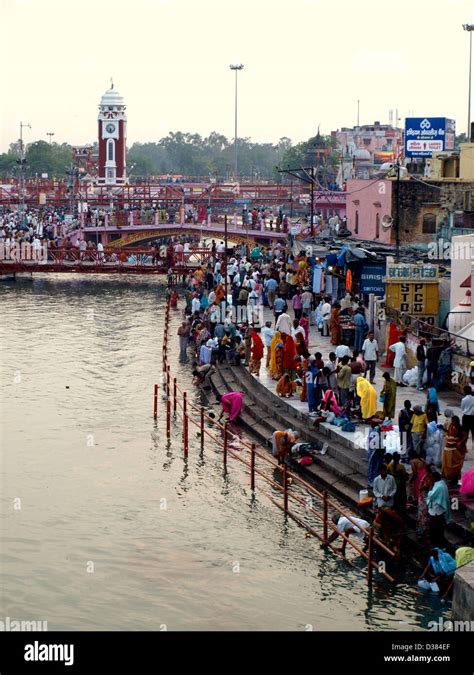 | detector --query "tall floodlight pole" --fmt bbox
[229,64,244,180]
[463,24,474,139]
[19,122,31,225]
[47,132,55,144]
